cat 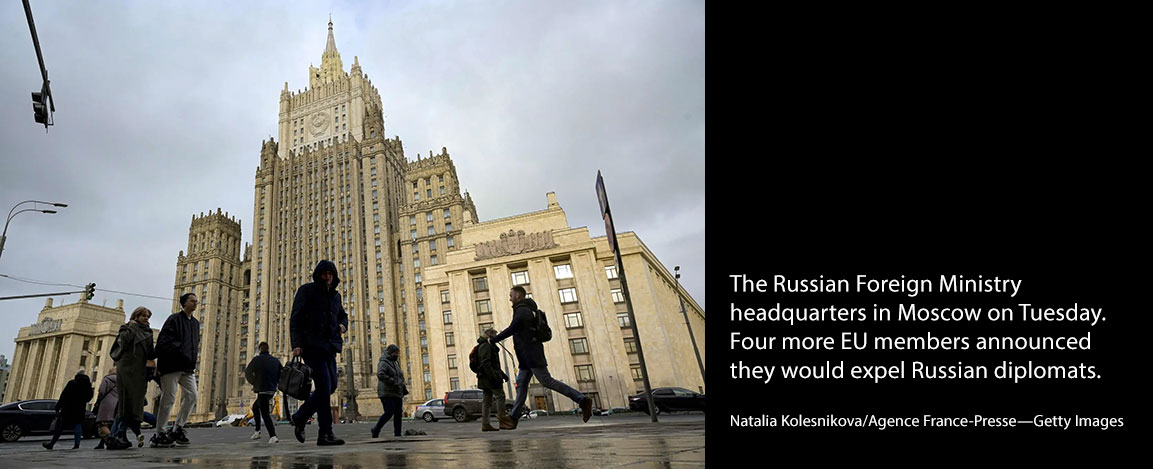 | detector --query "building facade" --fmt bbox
[176,18,704,418]
[0,354,10,403]
[4,298,161,409]
[423,193,706,412]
